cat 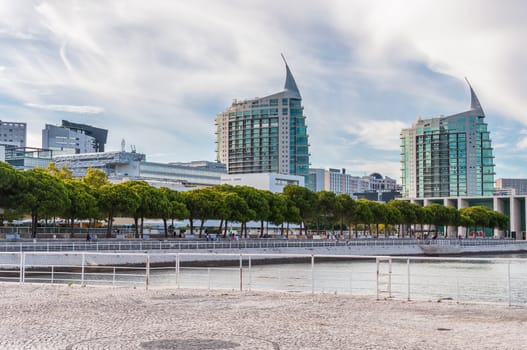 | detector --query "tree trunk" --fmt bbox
[140,217,144,239]
[199,219,205,238]
[70,217,75,237]
[286,222,289,239]
[133,216,139,238]
[260,220,264,238]
[218,219,224,237]
[31,212,38,238]
[106,213,113,238]
[223,220,228,238]
[163,218,168,238]
[189,218,194,237]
